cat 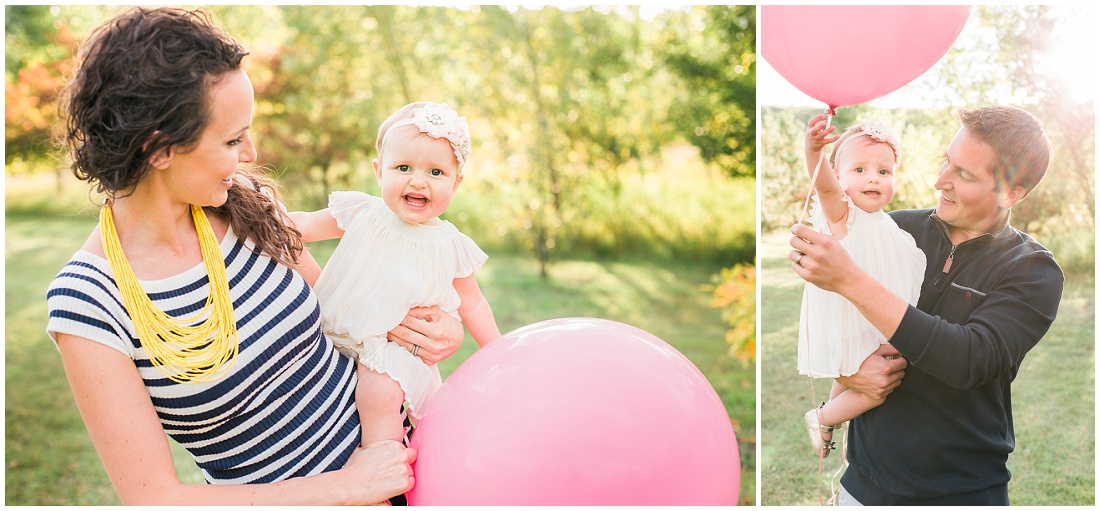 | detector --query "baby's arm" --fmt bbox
[289,209,344,242]
[454,274,502,347]
[804,115,848,226]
